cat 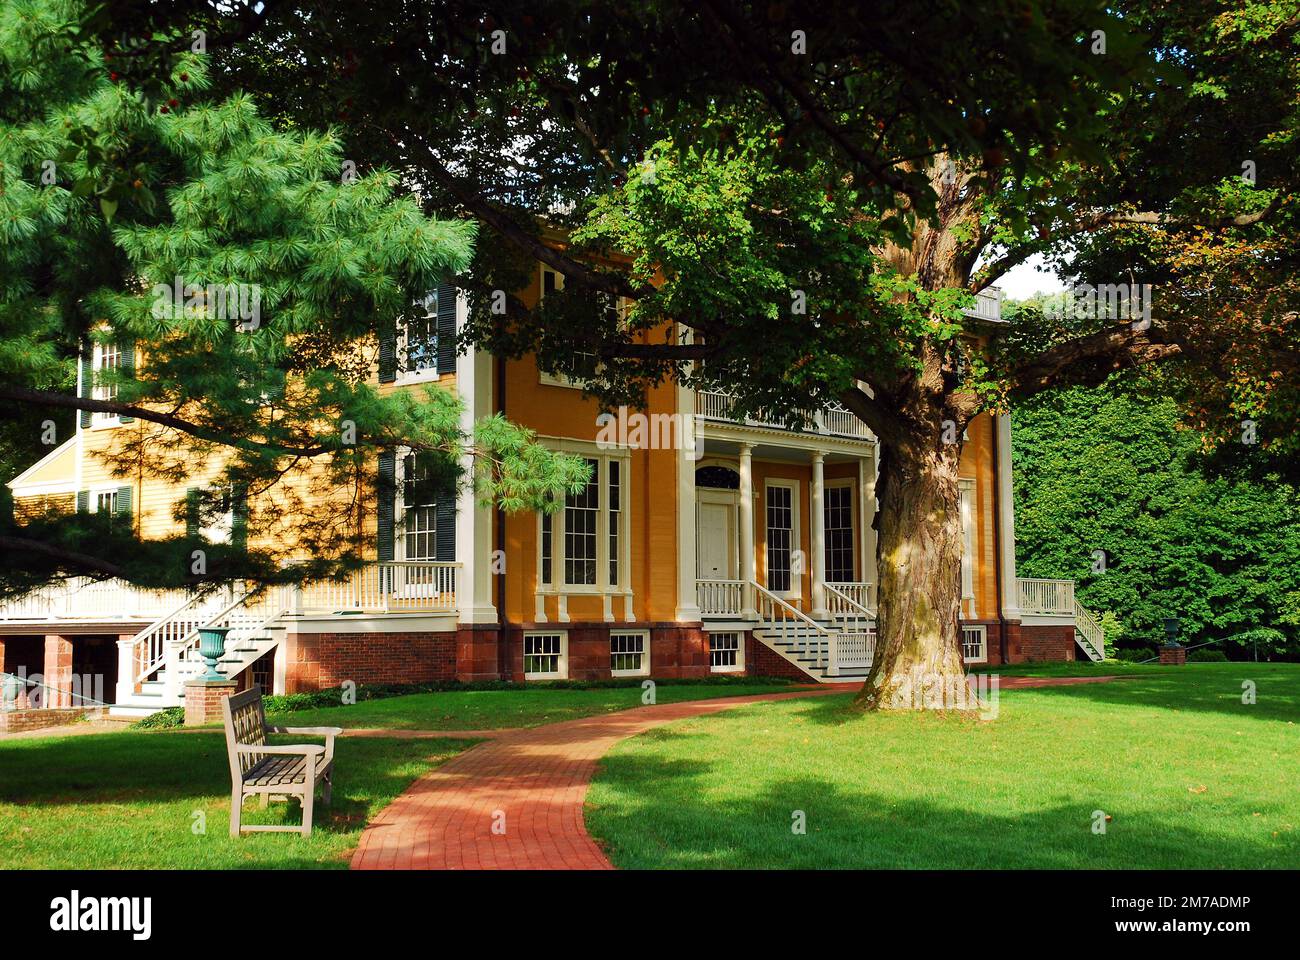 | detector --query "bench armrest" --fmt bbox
[269,726,342,764]
[236,743,324,757]
[270,726,343,737]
